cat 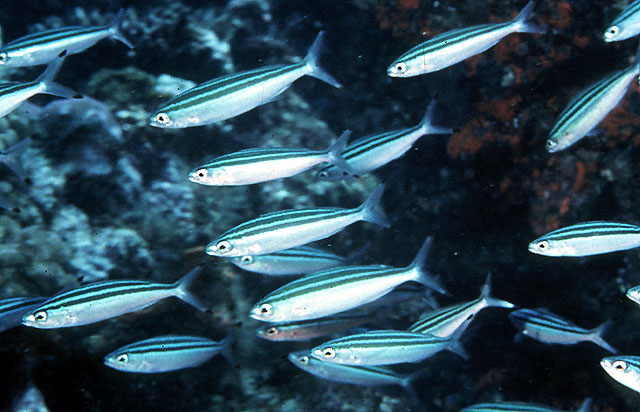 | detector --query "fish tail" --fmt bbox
[419,99,453,135]
[303,31,342,88]
[218,333,236,366]
[409,237,447,295]
[590,320,618,353]
[445,329,469,360]
[173,266,208,312]
[326,130,356,176]
[358,183,391,228]
[577,398,592,412]
[109,9,134,49]
[1,137,30,179]
[37,52,84,100]
[480,273,515,309]
[513,0,546,34]
[35,51,67,83]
